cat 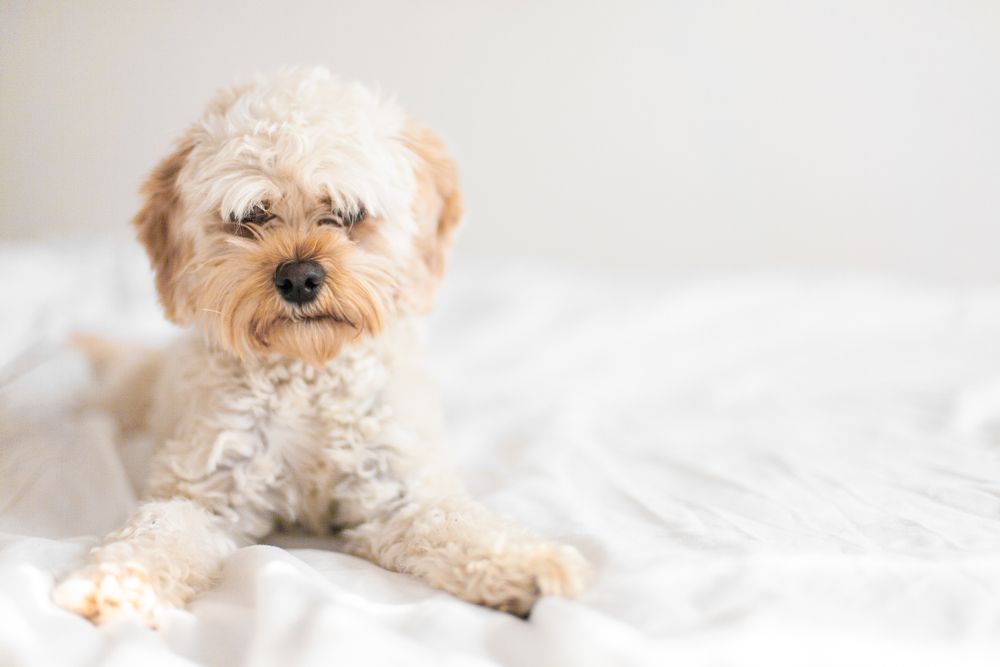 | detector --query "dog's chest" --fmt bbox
[249,347,398,525]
